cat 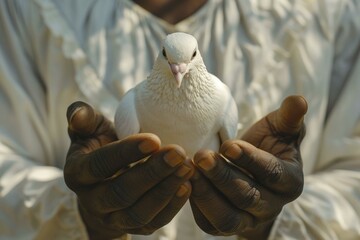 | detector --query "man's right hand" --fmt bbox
[64,101,193,239]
